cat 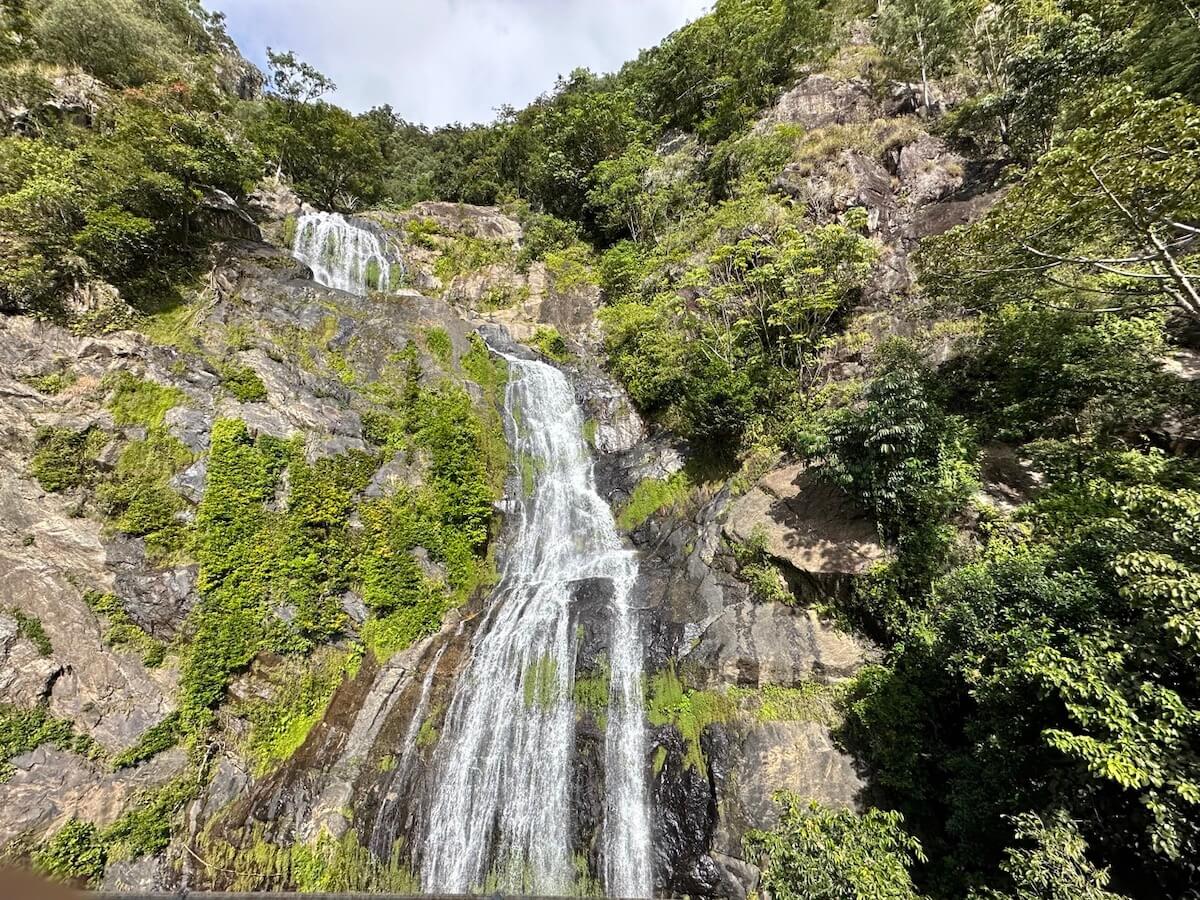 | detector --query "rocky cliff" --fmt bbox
[2,59,997,897]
